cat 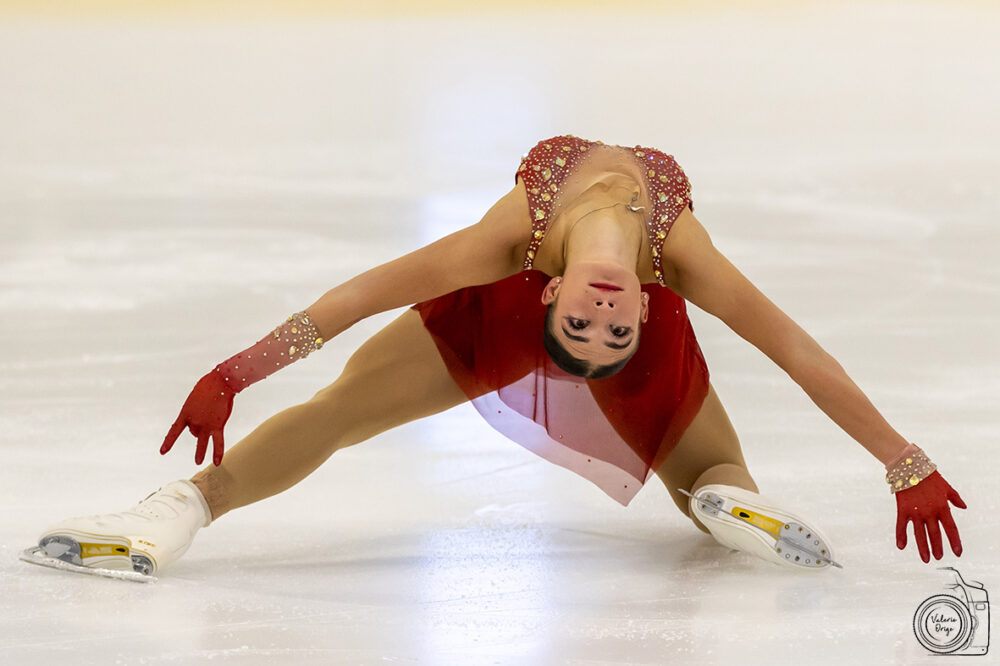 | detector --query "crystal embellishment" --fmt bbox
[515,134,693,285]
